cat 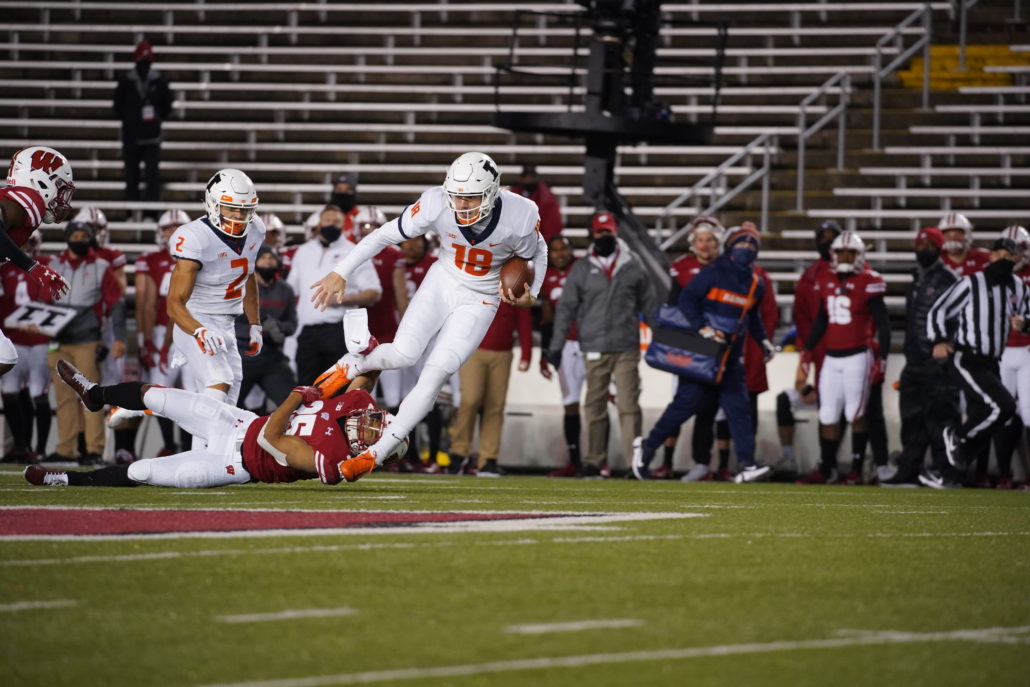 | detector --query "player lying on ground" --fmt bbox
[24,361,407,488]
